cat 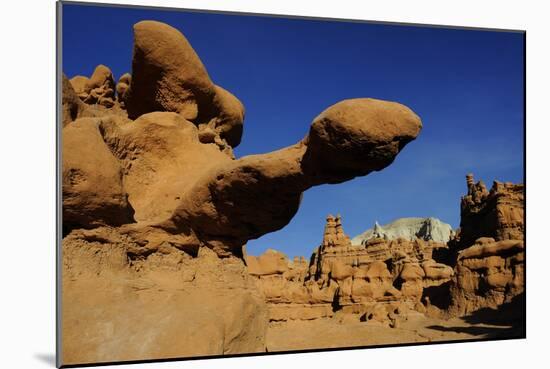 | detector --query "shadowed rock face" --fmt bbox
[61,74,85,127]
[62,117,135,232]
[457,174,524,248]
[445,175,525,316]
[61,20,423,365]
